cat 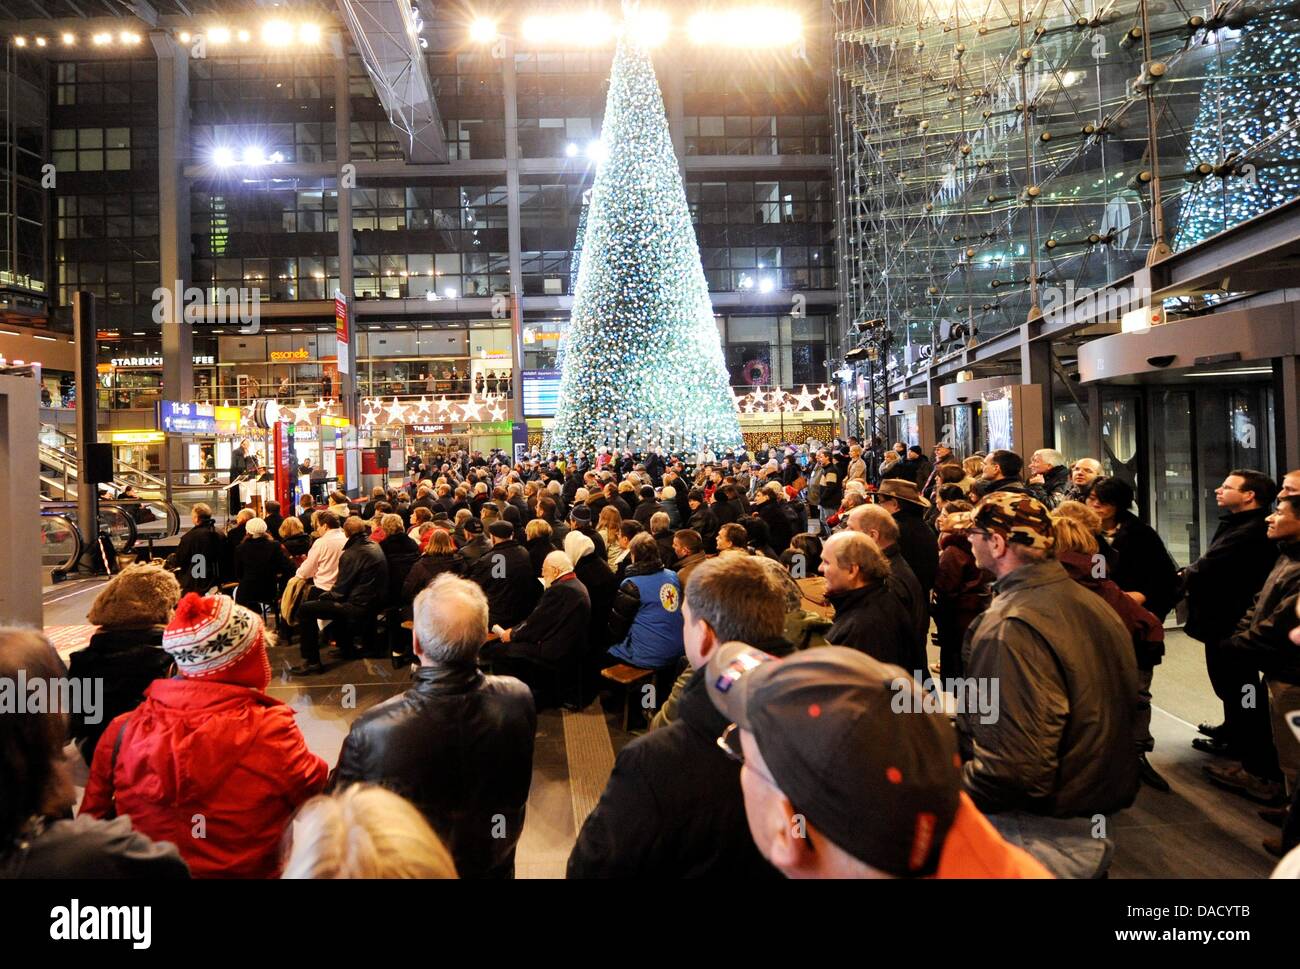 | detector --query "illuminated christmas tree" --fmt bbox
[547,36,742,457]
[1175,8,1300,250]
